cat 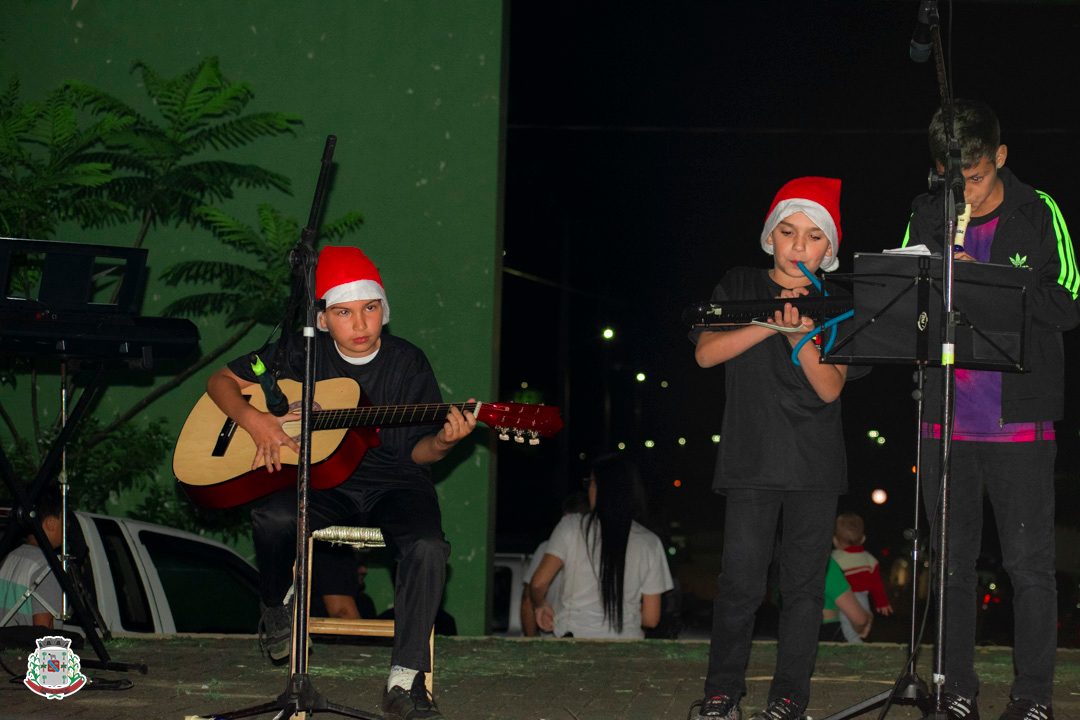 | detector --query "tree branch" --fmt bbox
[0,400,25,449]
[29,365,41,459]
[132,205,155,250]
